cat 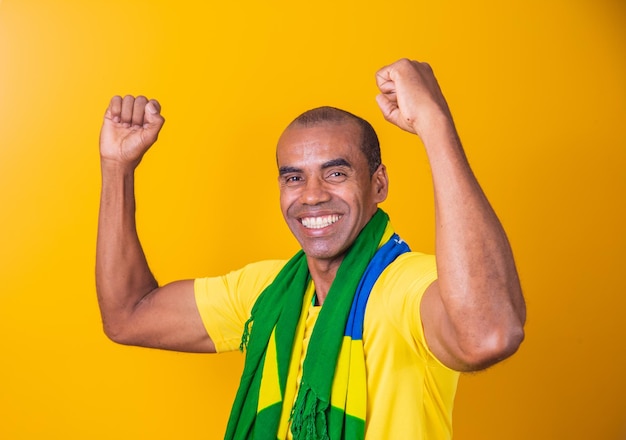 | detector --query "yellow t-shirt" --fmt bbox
[194,253,459,439]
